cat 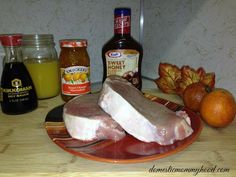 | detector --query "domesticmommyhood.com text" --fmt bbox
[149,165,230,176]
